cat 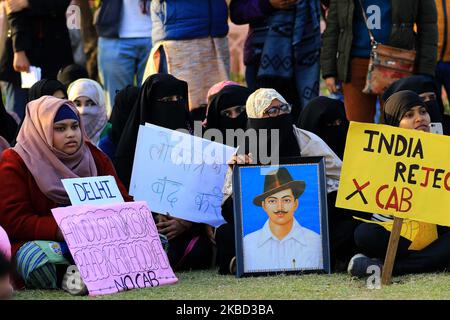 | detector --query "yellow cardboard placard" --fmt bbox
[336,122,450,226]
